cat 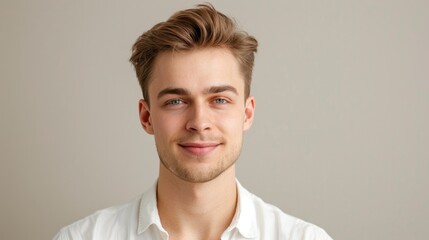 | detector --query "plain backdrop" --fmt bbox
[1,0,428,239]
